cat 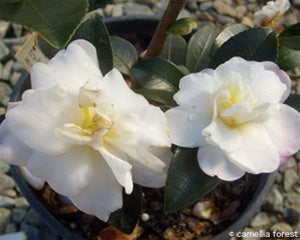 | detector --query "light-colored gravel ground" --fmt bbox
[0,0,299,239]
